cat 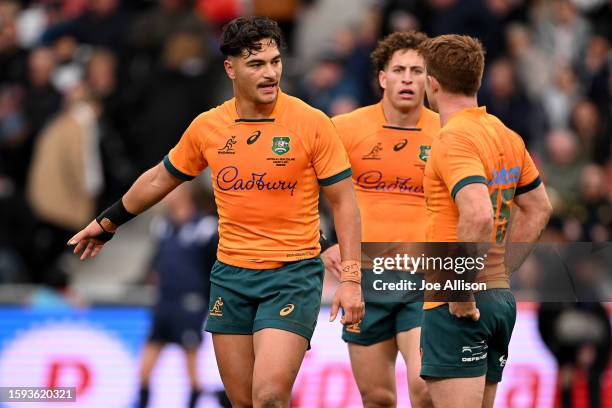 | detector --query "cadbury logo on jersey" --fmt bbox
[488,167,521,186]
[356,171,424,193]
[216,166,298,196]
